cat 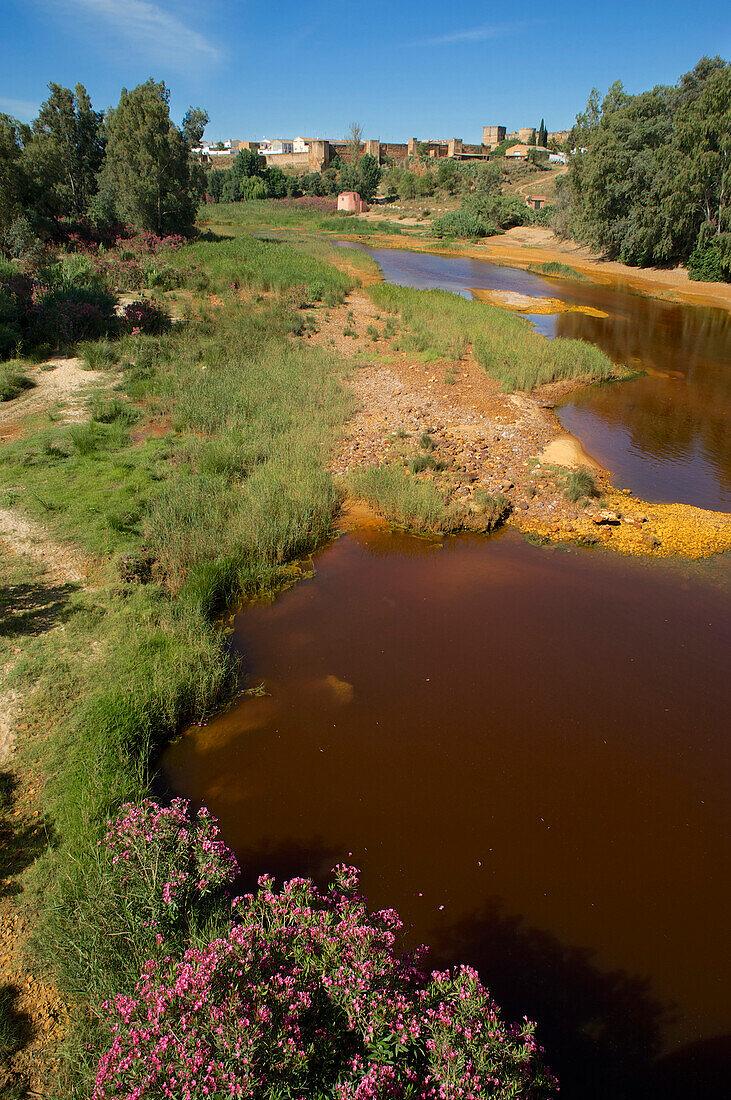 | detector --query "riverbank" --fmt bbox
[305,281,731,559]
